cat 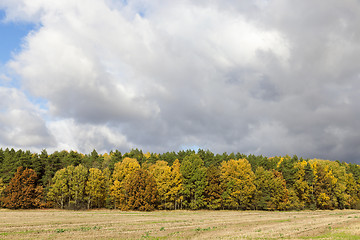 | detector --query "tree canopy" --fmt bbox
[1,148,360,211]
